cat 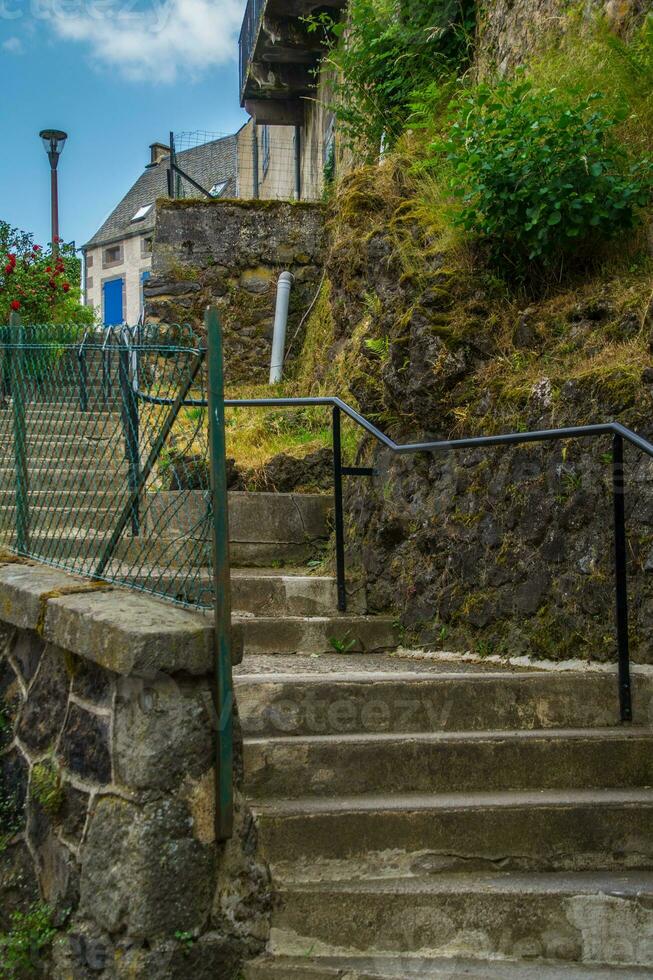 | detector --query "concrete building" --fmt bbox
[83,136,238,326]
[239,0,345,201]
